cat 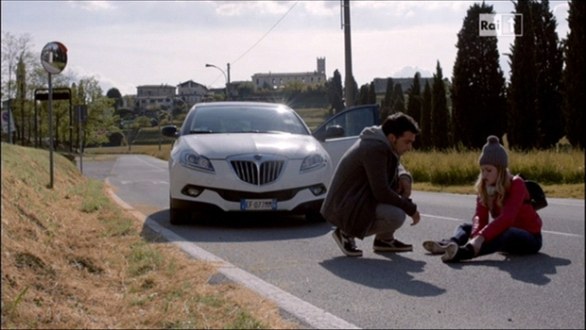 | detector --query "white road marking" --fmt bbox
[422,213,584,238]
